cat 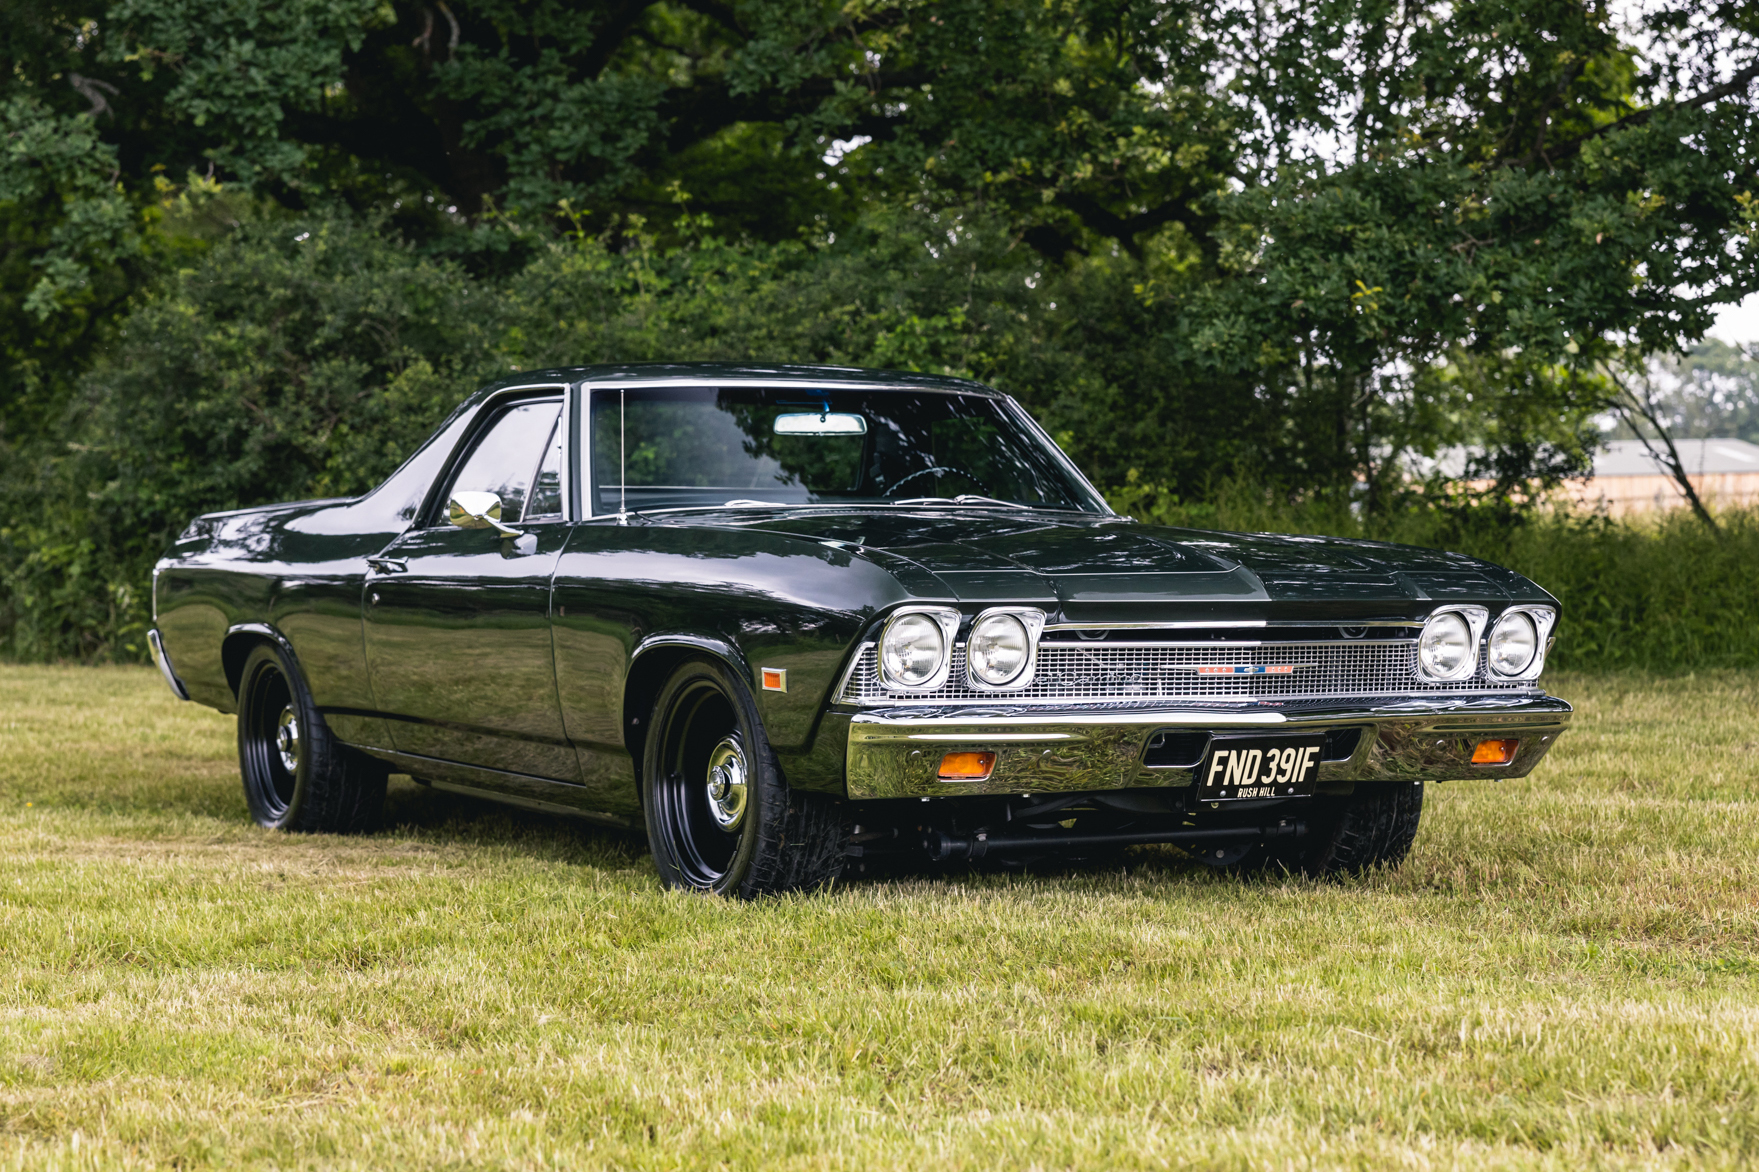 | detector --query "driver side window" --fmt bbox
[444,400,562,524]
